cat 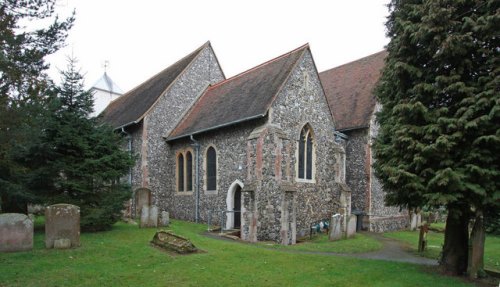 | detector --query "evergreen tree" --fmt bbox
[0,0,74,212]
[374,0,499,276]
[26,57,134,231]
